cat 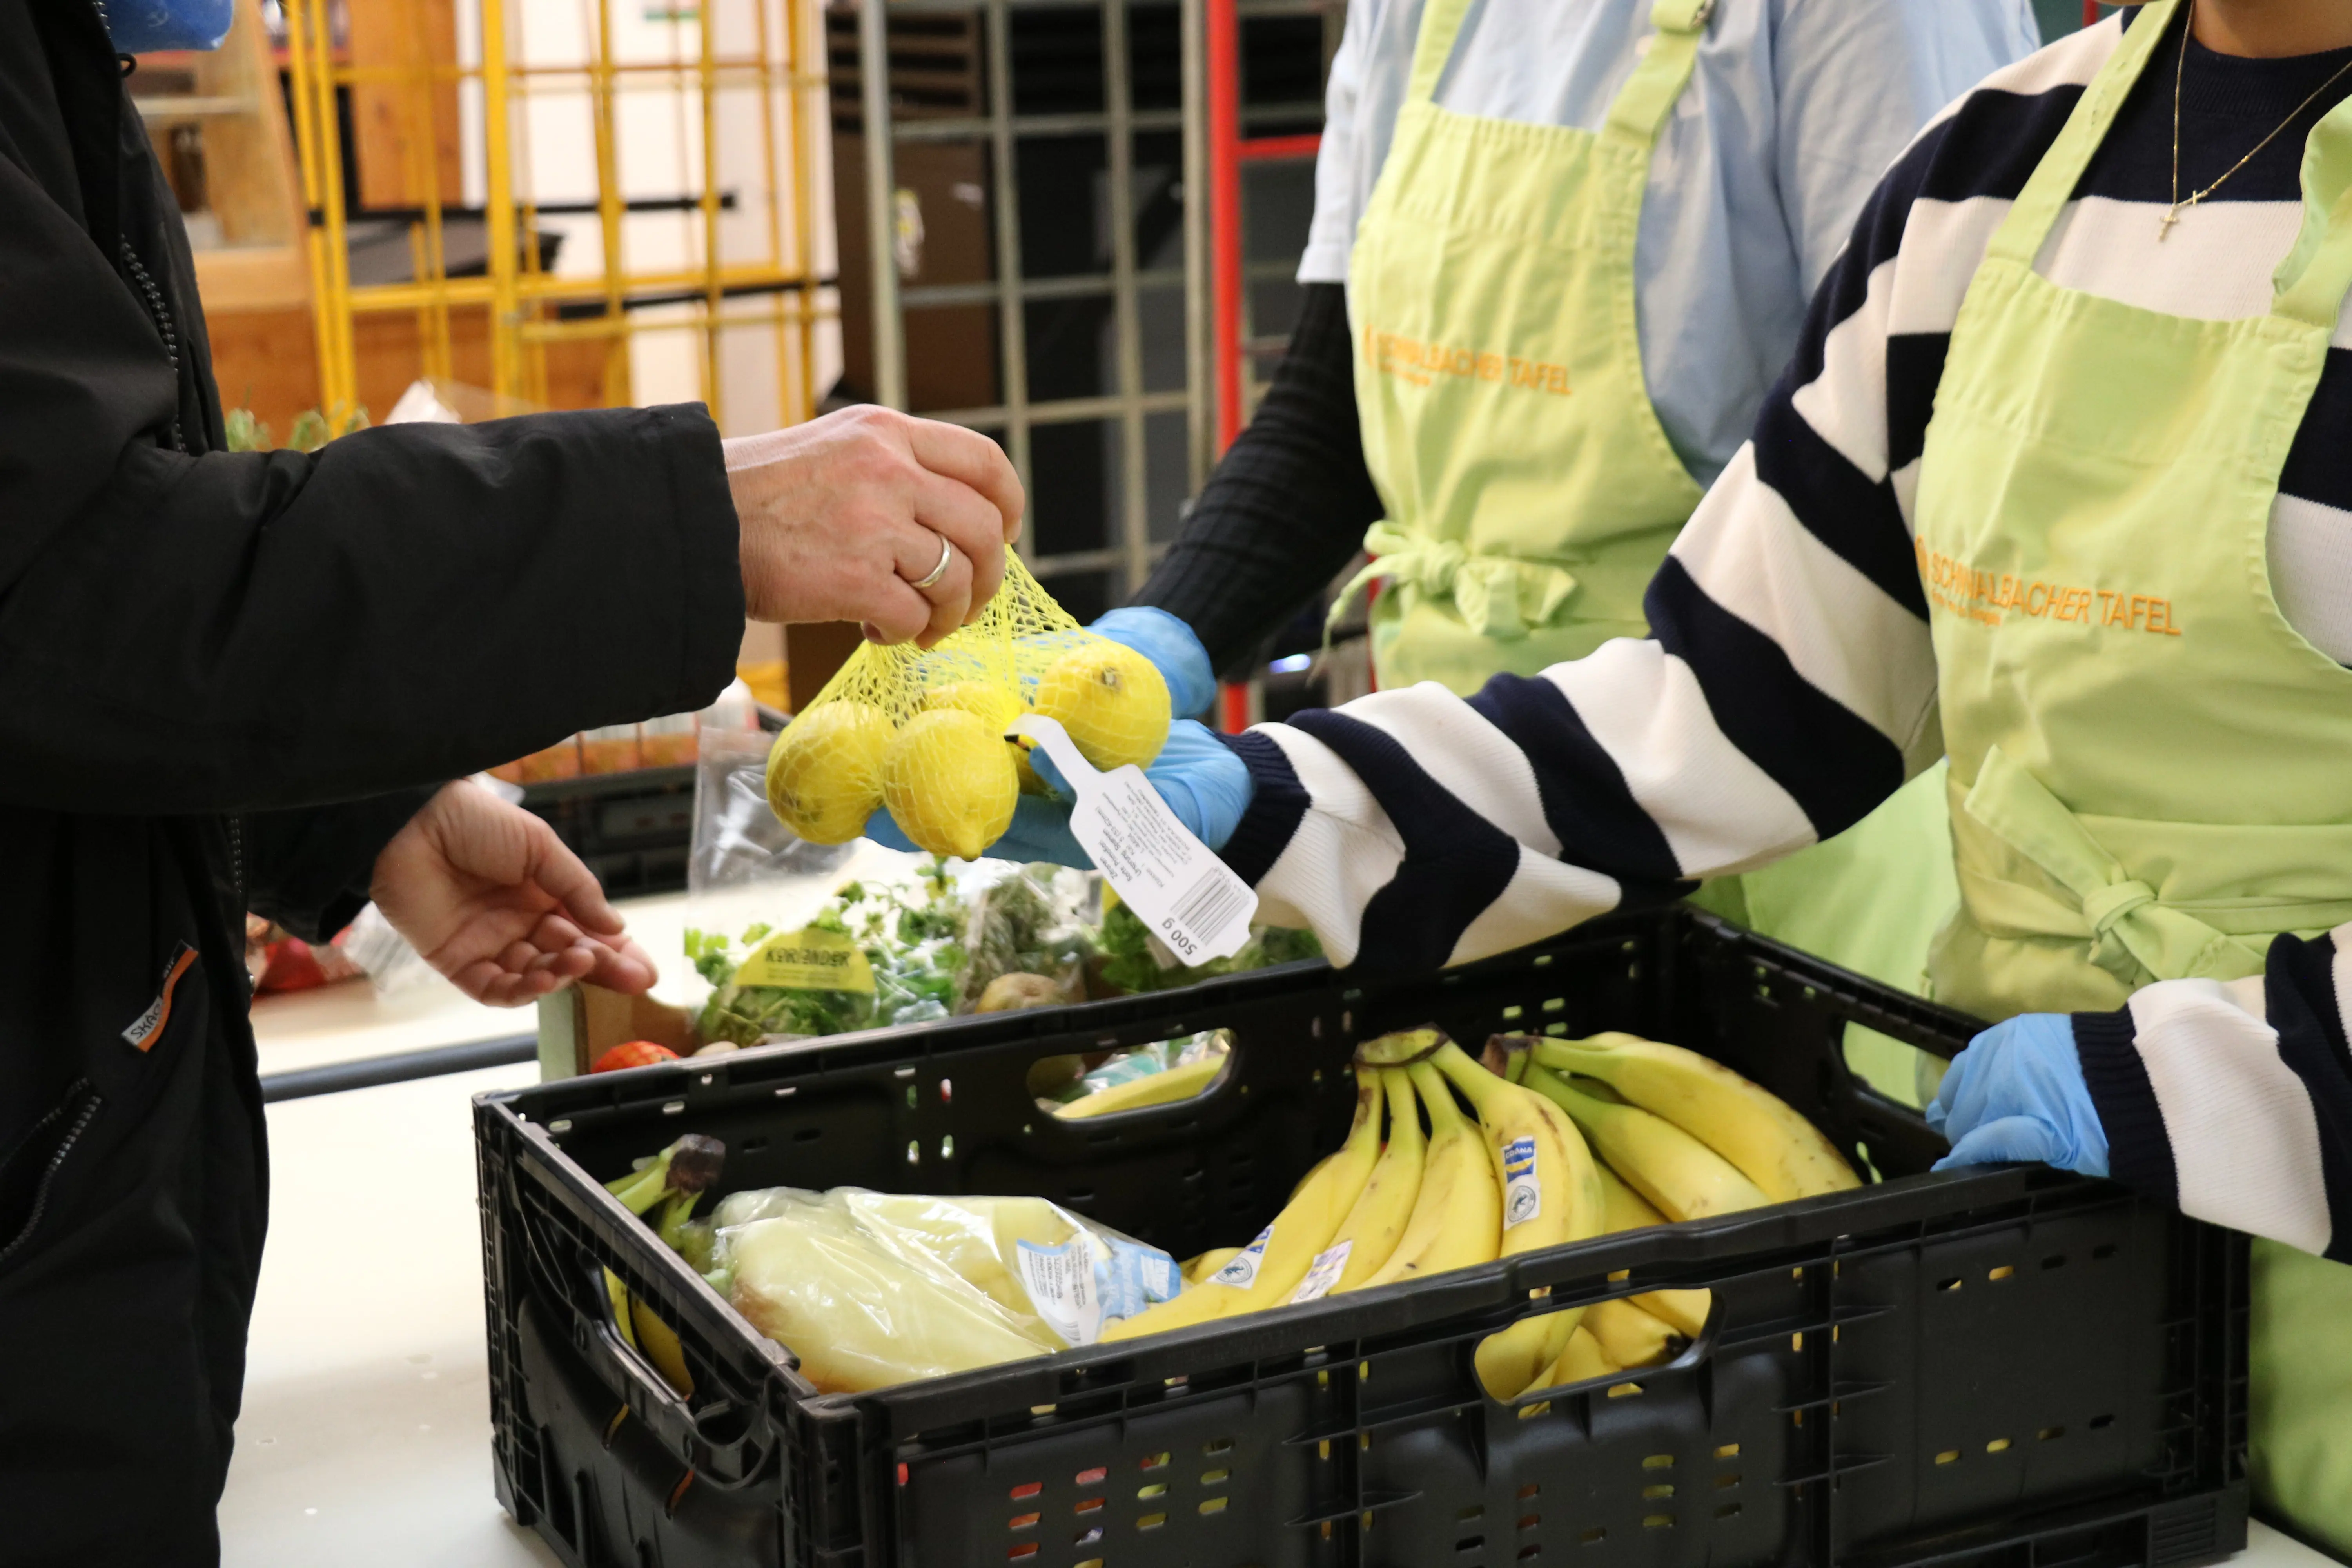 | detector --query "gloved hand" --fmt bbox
[859,719,1254,868]
[1925,1013,2110,1177]
[1090,607,1218,721]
